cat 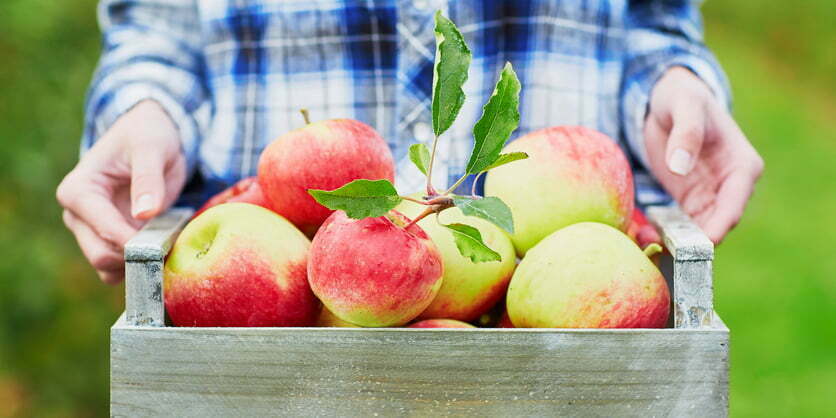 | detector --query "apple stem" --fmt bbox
[401,195,431,205]
[404,199,455,229]
[405,206,435,229]
[643,243,663,257]
[300,109,311,124]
